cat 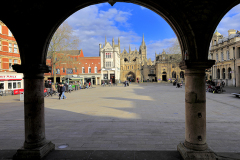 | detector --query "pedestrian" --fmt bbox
[58,83,62,99]
[89,81,91,88]
[222,81,225,88]
[181,79,183,85]
[60,84,67,100]
[64,83,68,93]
